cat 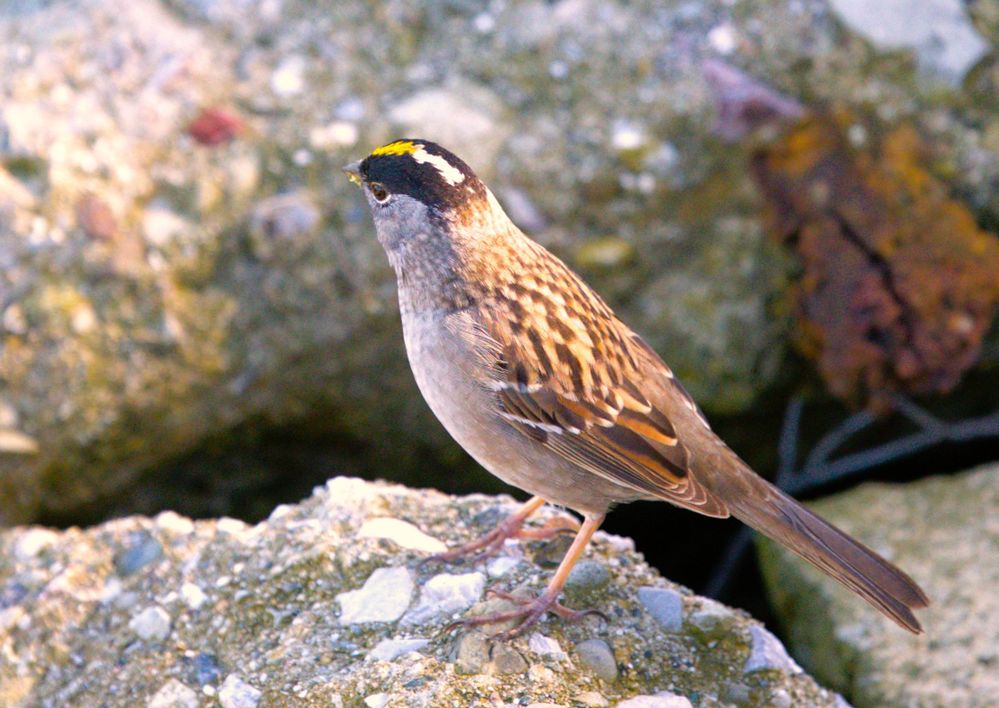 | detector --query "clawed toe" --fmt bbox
[446,588,605,639]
